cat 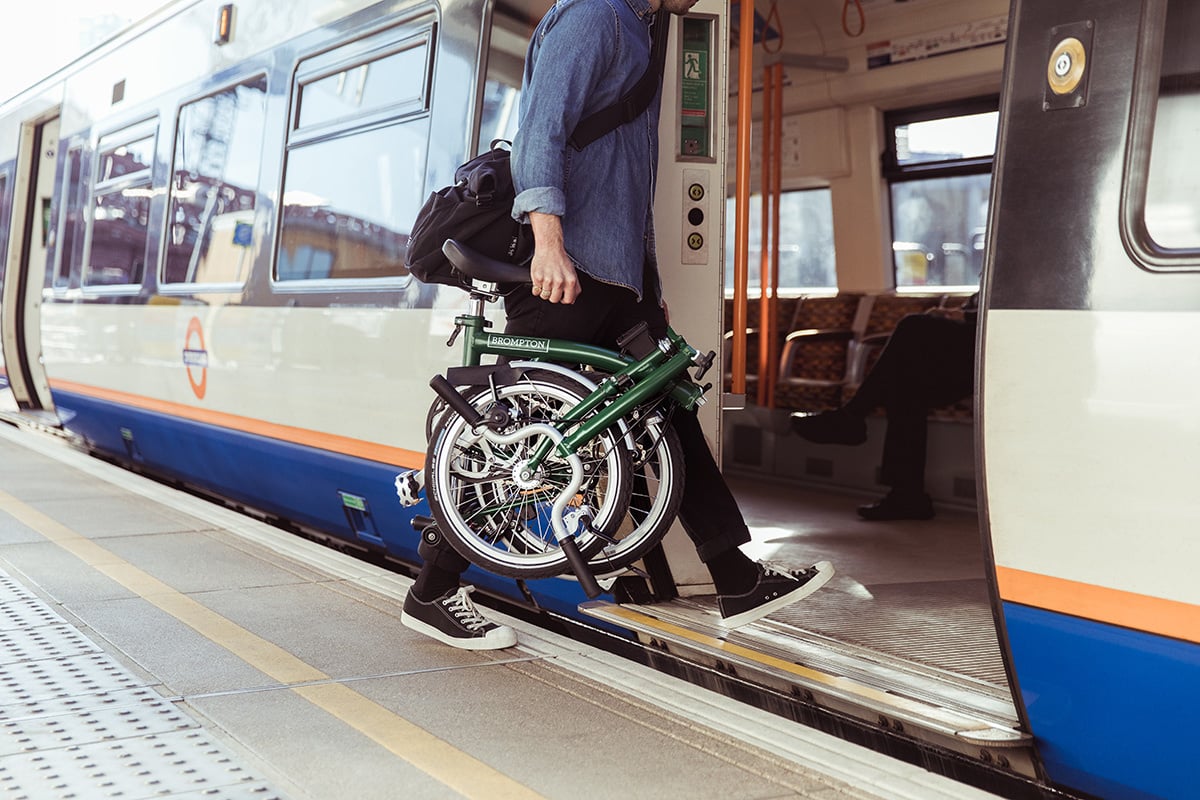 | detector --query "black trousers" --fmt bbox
[845,313,976,493]
[422,270,751,574]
